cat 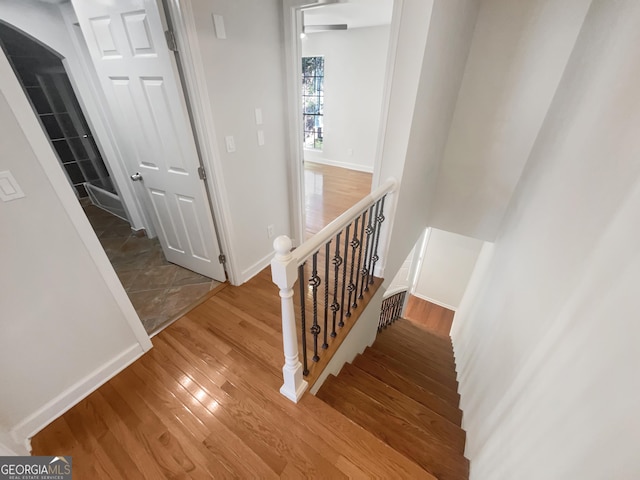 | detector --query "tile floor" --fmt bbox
[83,204,222,334]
